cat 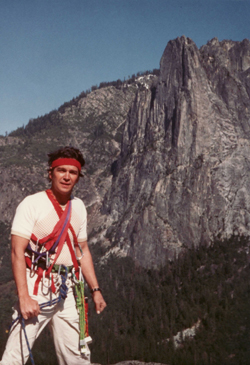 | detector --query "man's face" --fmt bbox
[49,164,80,197]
